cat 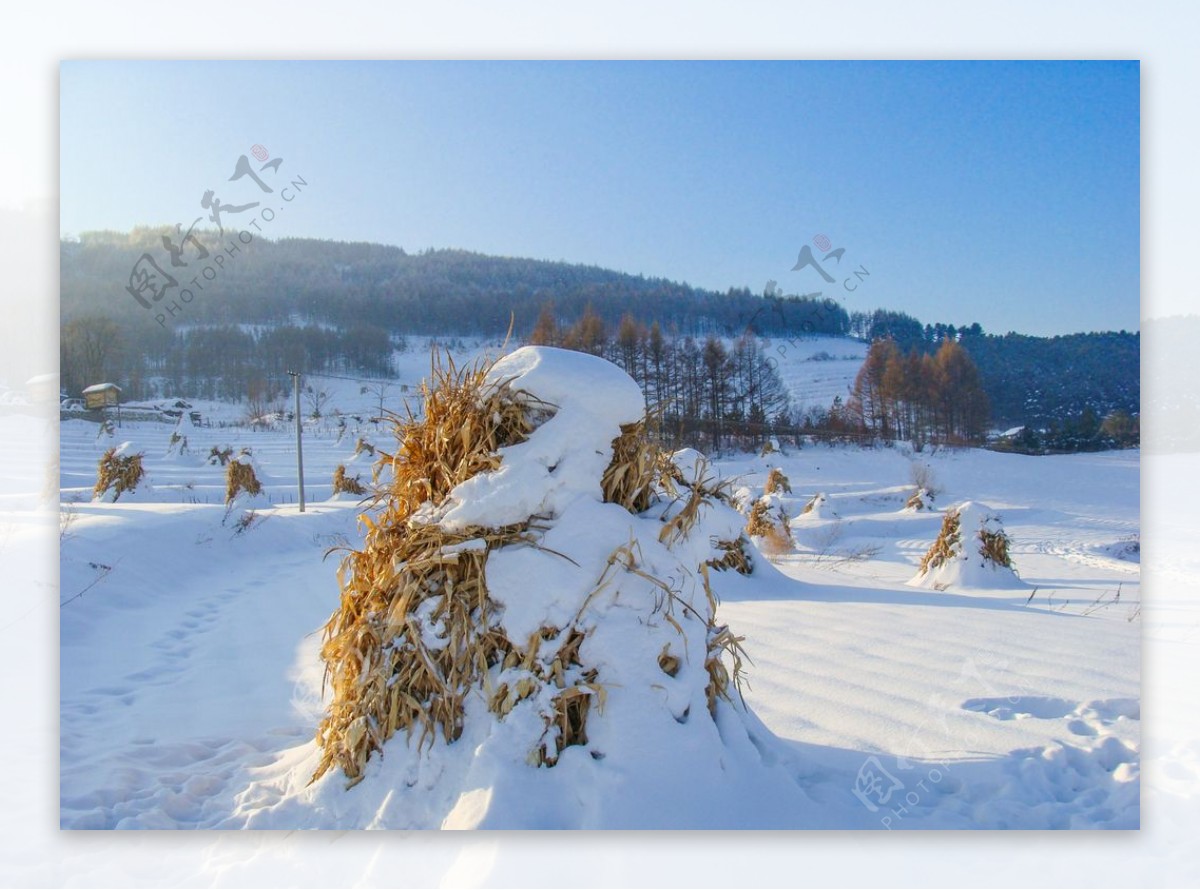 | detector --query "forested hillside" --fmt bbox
[61,229,848,337]
[957,329,1139,428]
[60,231,1138,435]
[851,309,1139,429]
